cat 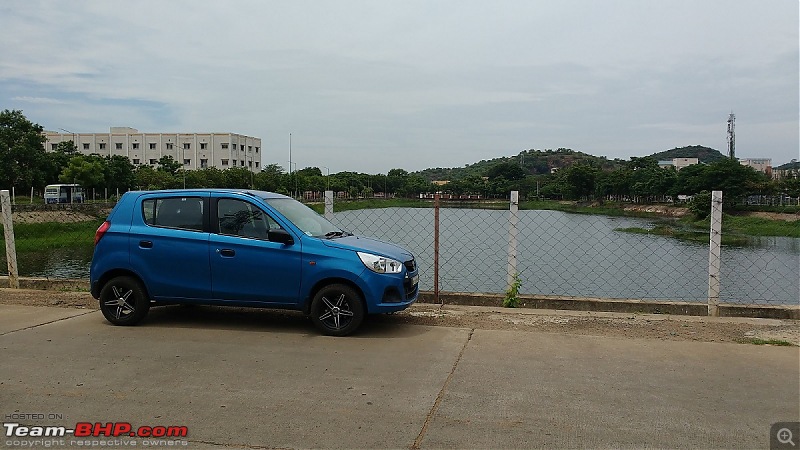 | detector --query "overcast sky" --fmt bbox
[2,0,798,174]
